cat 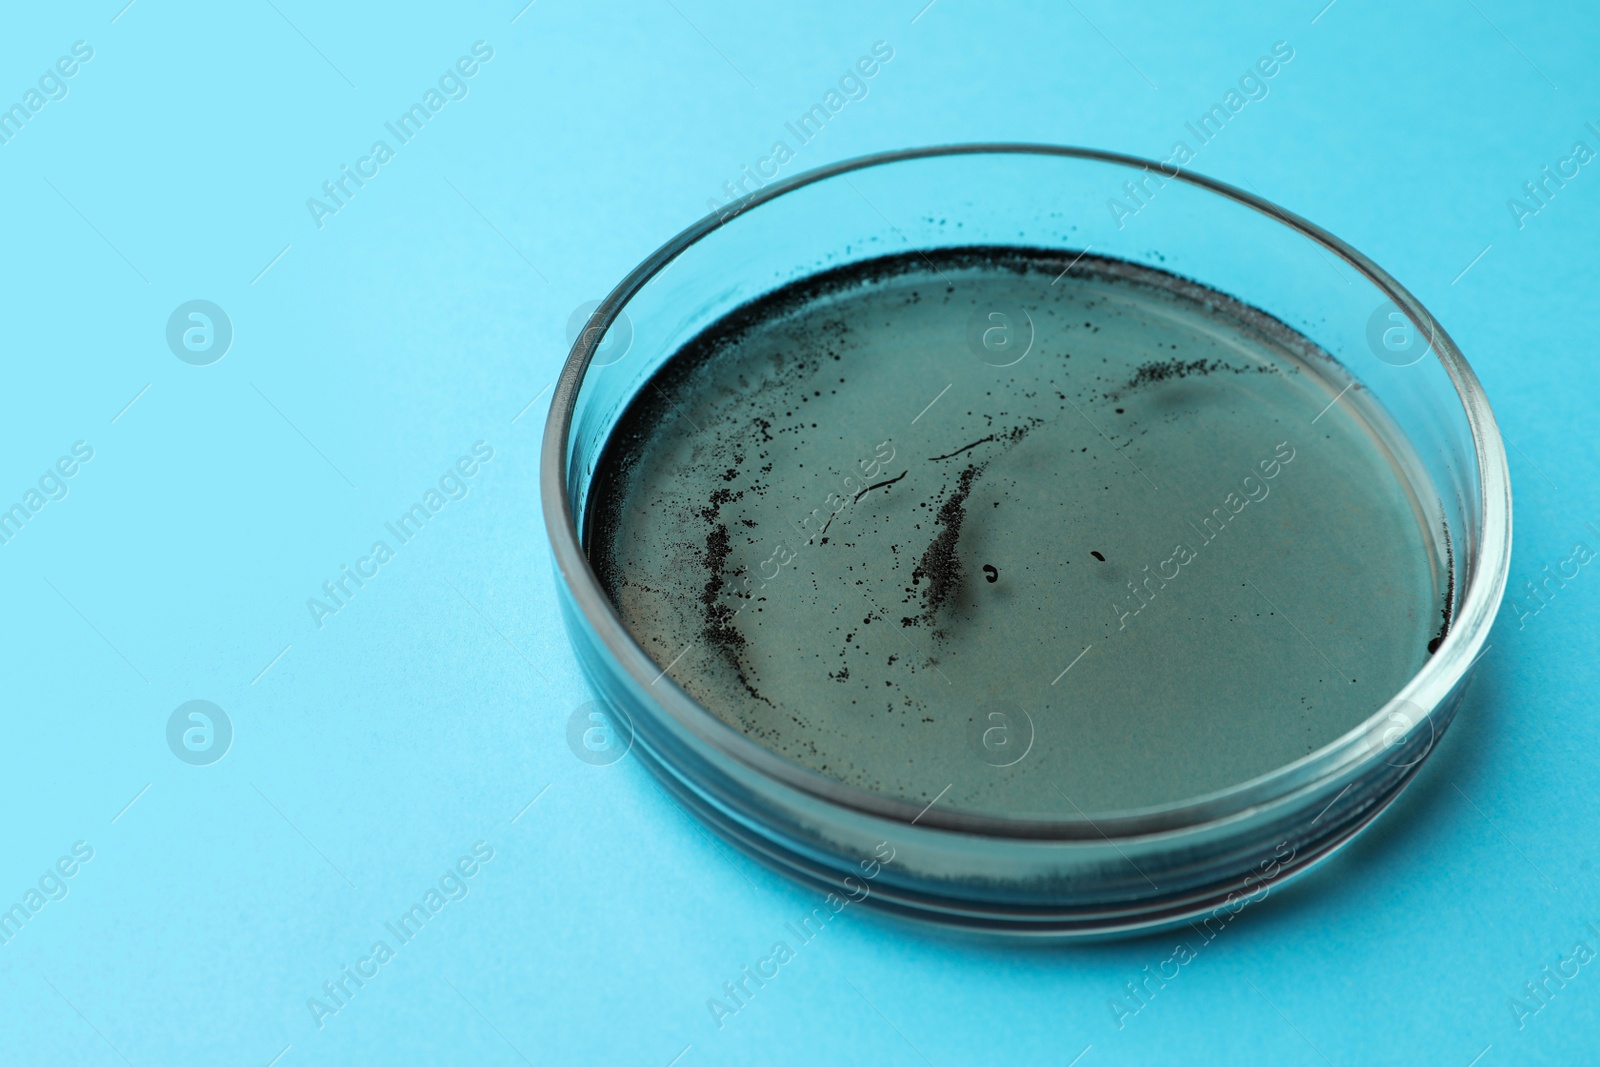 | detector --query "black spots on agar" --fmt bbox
[1113,356,1277,401]
[700,525,740,647]
[1091,550,1106,561]
[1126,357,1216,389]
[698,487,734,524]
[1115,408,1125,414]
[691,491,770,706]
[982,564,999,583]
[911,464,981,626]
[1430,521,1456,656]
